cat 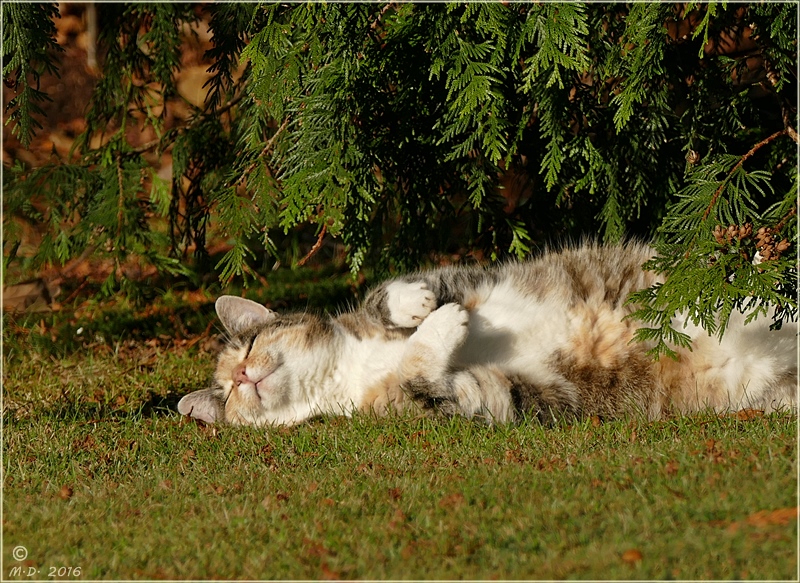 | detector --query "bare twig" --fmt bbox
[786,125,799,144]
[370,3,397,31]
[131,135,169,156]
[86,3,98,72]
[774,206,797,233]
[61,278,91,305]
[297,224,328,267]
[779,100,799,145]
[116,153,125,242]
